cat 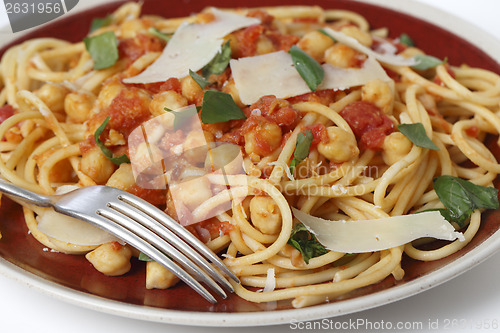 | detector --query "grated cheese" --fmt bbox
[263,268,276,292]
